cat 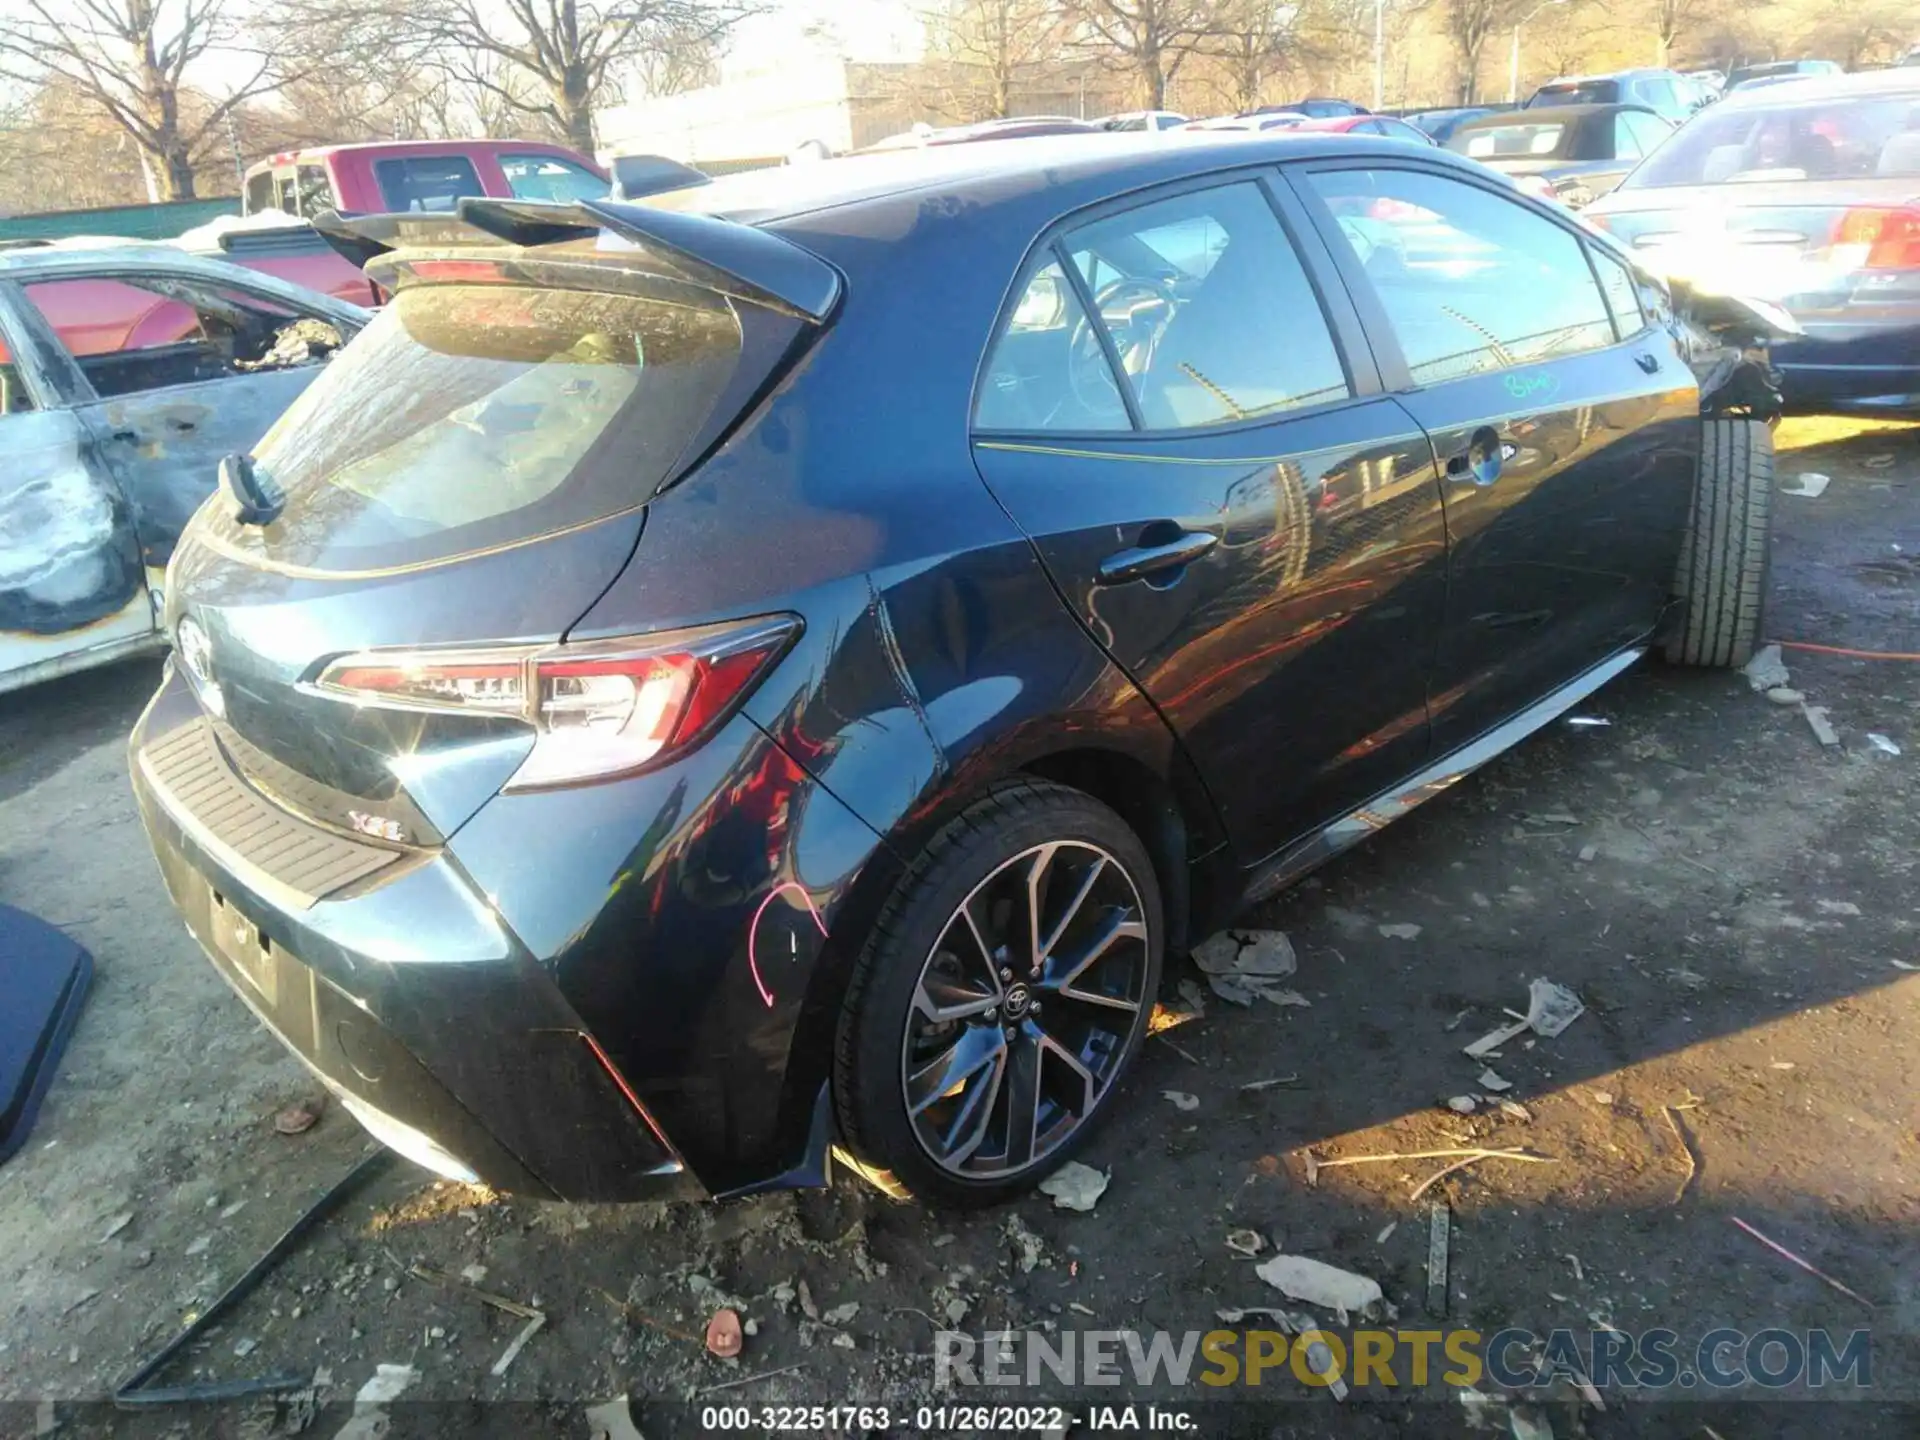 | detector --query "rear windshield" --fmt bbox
[1452,122,1568,158]
[1622,88,1920,187]
[207,281,743,571]
[1530,81,1617,106]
